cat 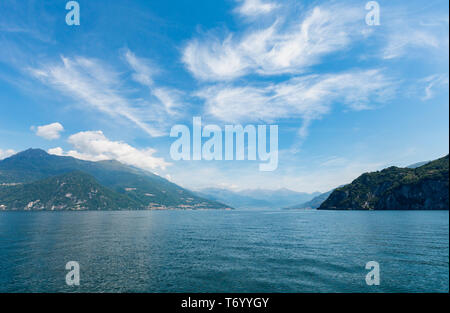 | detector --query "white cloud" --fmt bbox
[383,30,441,60]
[421,74,449,100]
[124,49,183,116]
[235,0,278,17]
[182,2,397,142]
[320,156,348,167]
[29,55,172,137]
[183,5,365,81]
[48,130,170,171]
[197,69,394,125]
[380,10,449,60]
[124,49,157,87]
[33,122,64,140]
[0,149,15,160]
